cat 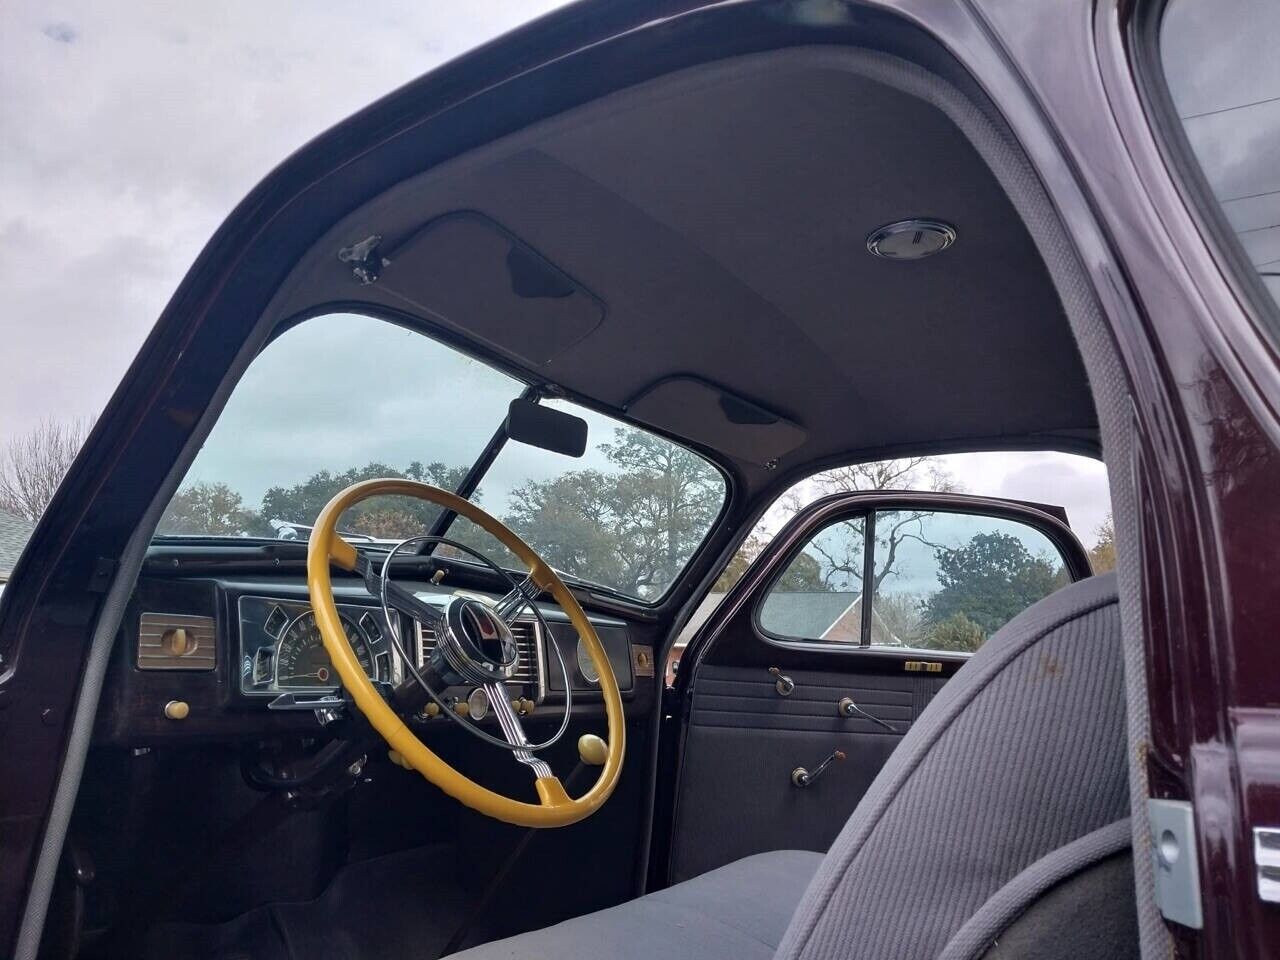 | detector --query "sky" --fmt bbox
[0,1,565,438]
[0,2,1112,546]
